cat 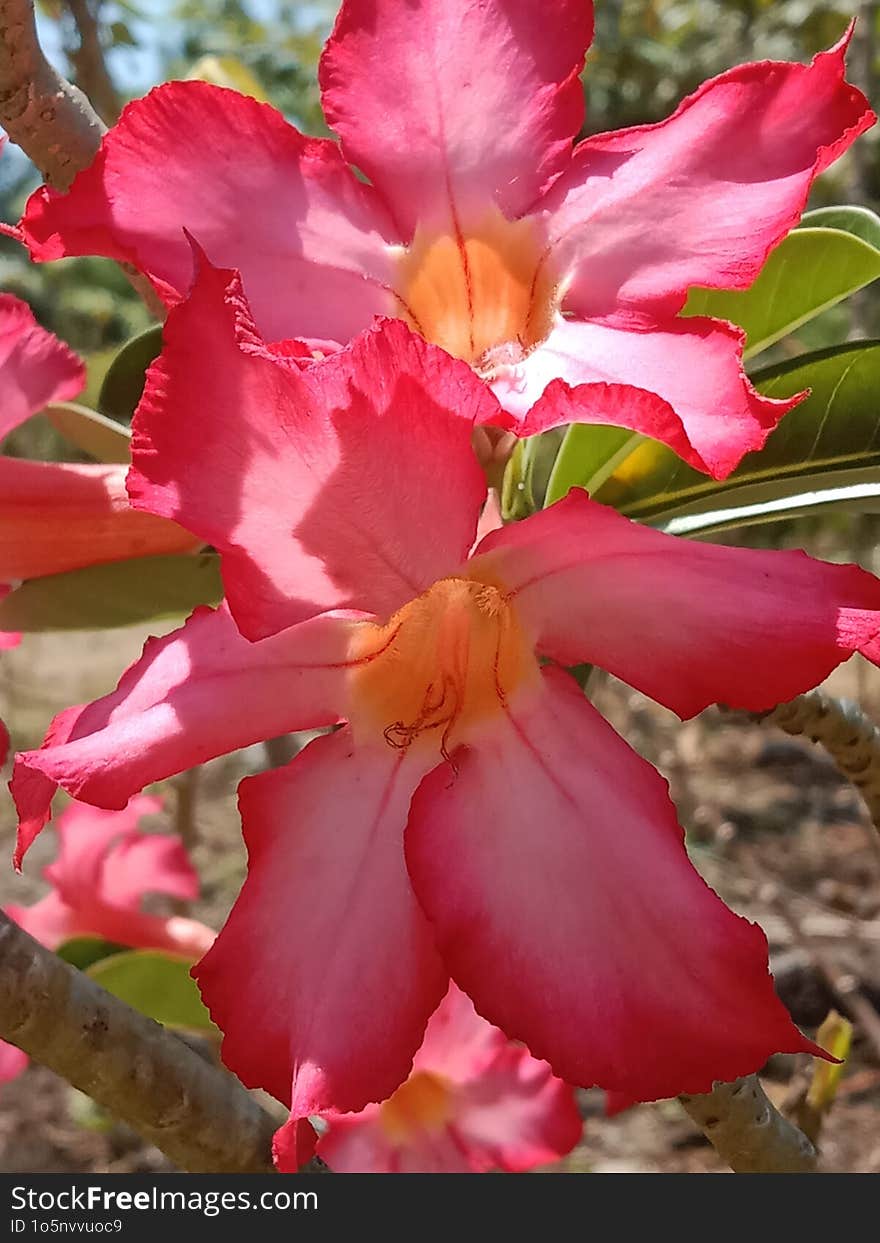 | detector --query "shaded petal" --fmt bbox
[540,31,875,321]
[17,83,399,343]
[0,294,84,440]
[130,262,493,639]
[11,604,359,865]
[452,1044,582,1172]
[320,0,593,235]
[0,1040,29,1084]
[0,718,8,768]
[494,316,798,480]
[471,490,880,718]
[195,729,448,1123]
[0,458,197,581]
[406,668,820,1101]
